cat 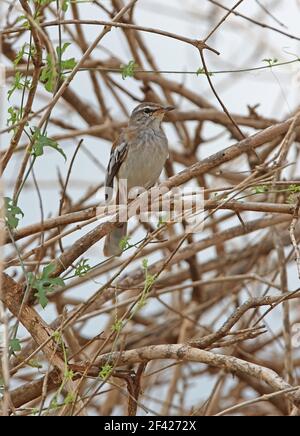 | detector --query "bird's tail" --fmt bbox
[103,223,127,257]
